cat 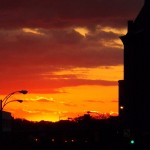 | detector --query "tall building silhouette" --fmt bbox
[119,0,150,137]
